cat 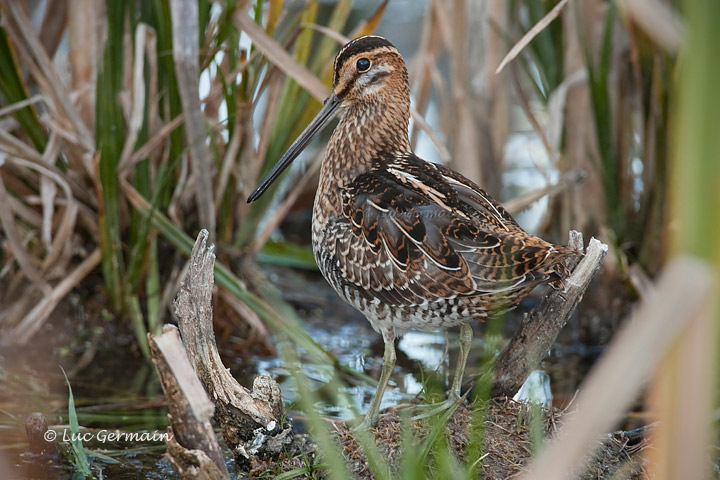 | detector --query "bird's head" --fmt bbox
[247,36,407,202]
[331,36,408,108]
